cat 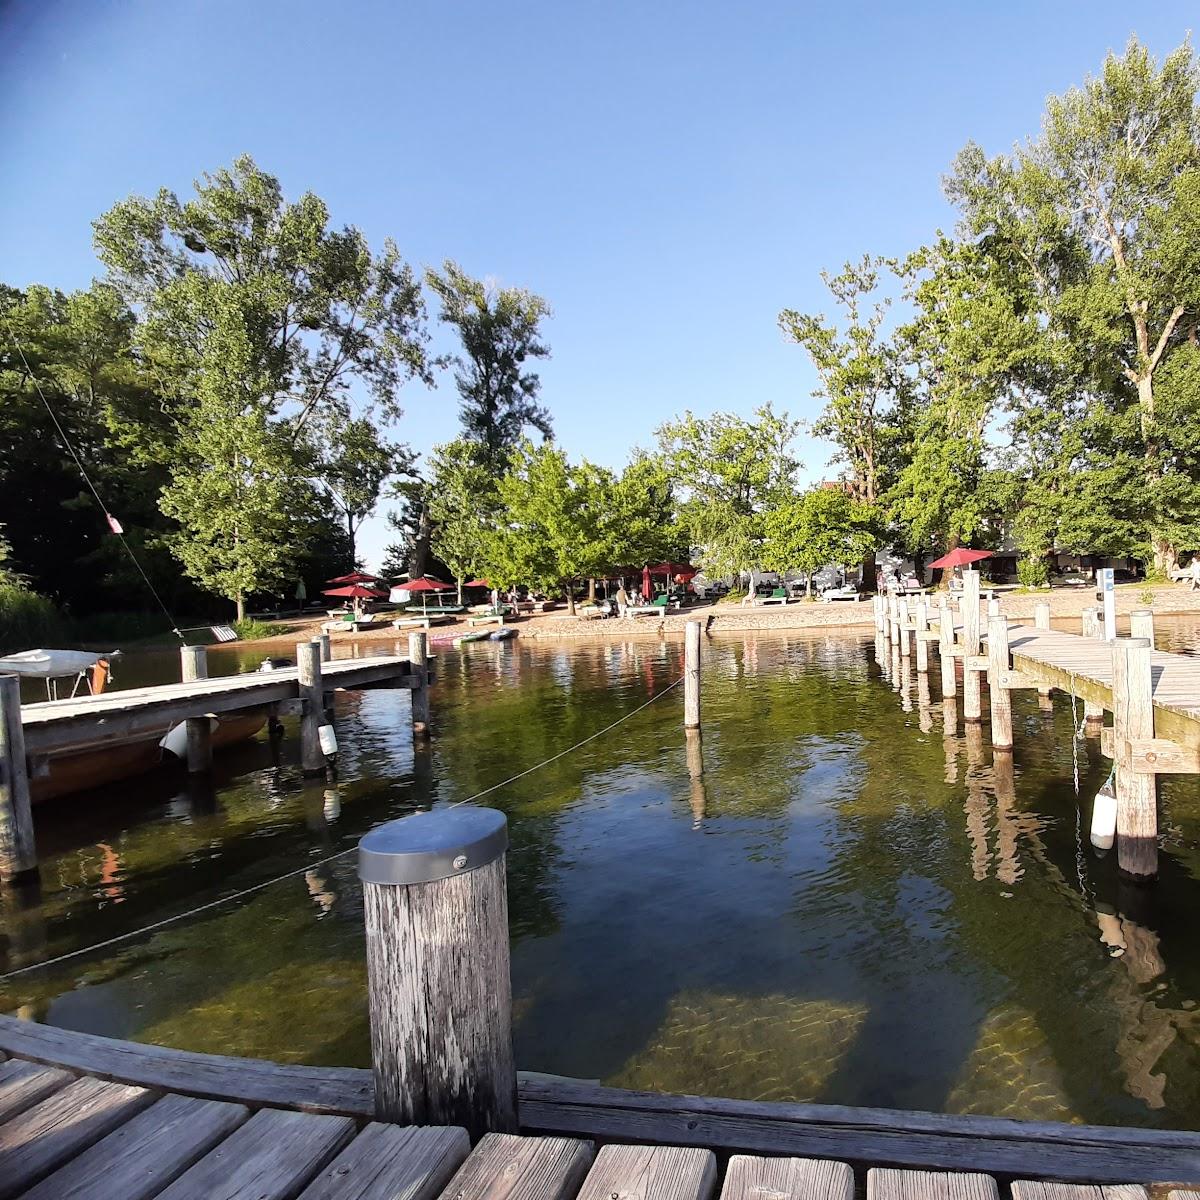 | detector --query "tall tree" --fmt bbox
[763,488,877,597]
[657,405,800,588]
[426,439,498,602]
[948,37,1200,570]
[426,261,552,472]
